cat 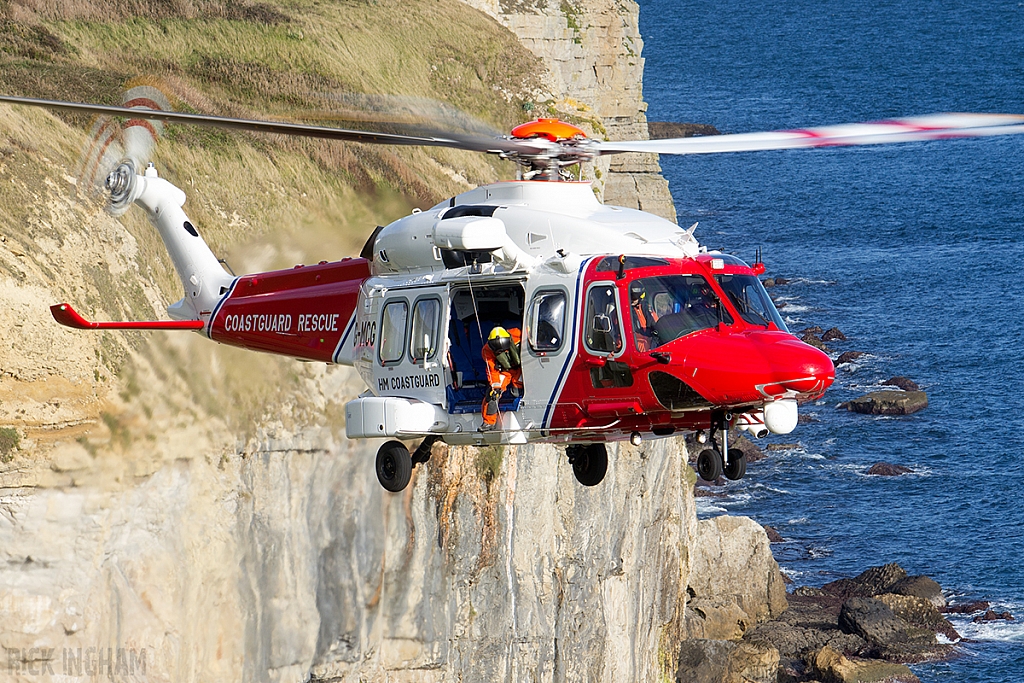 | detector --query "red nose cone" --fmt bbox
[769,339,835,397]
